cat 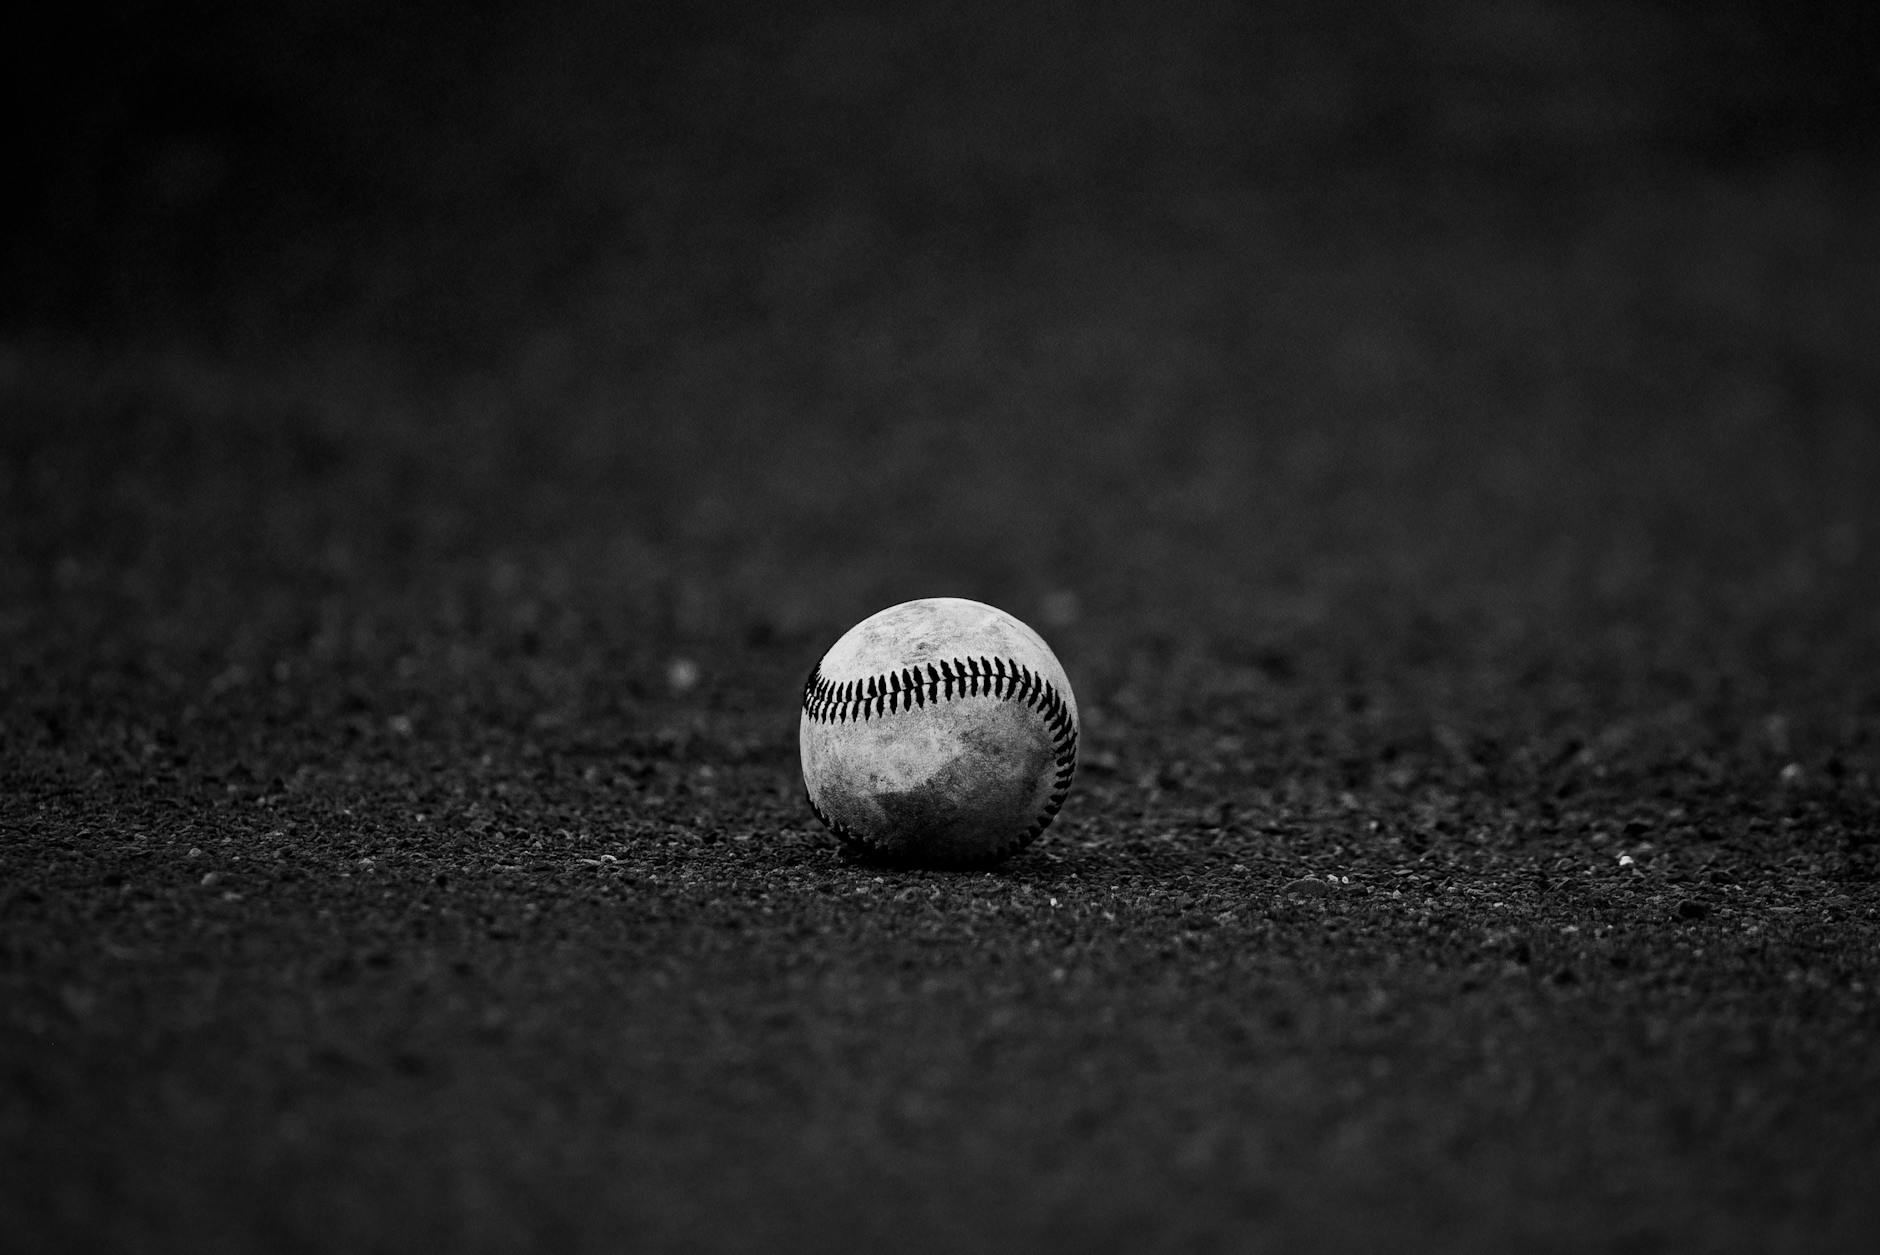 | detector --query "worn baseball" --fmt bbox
[799,597,1079,865]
